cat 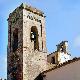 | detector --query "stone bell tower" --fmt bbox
[7,3,47,80]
